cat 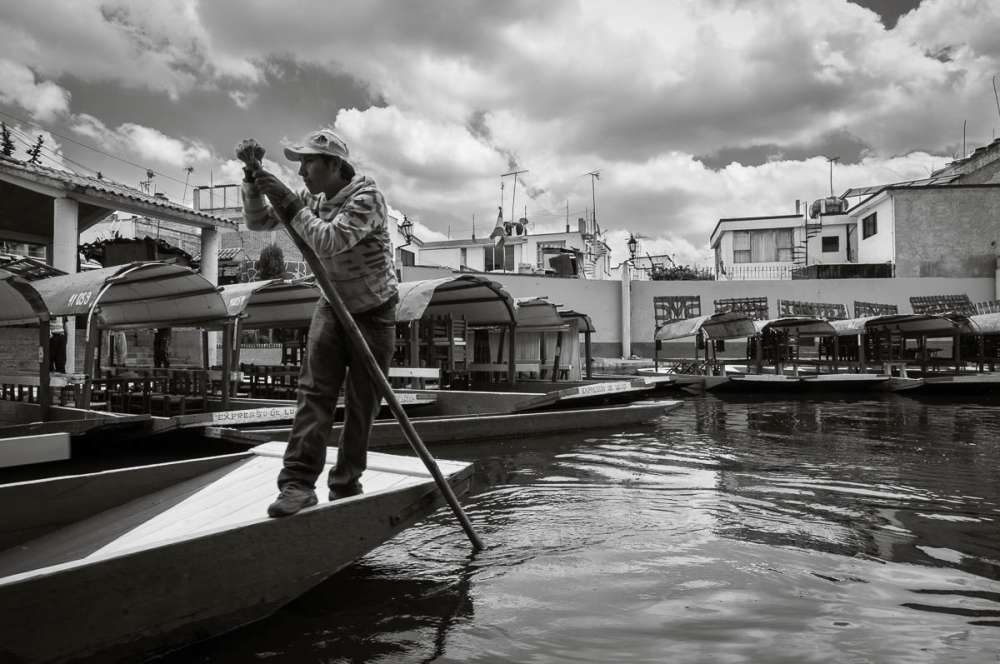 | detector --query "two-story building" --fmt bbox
[710,211,805,280]
[711,138,1000,280]
[418,219,611,279]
